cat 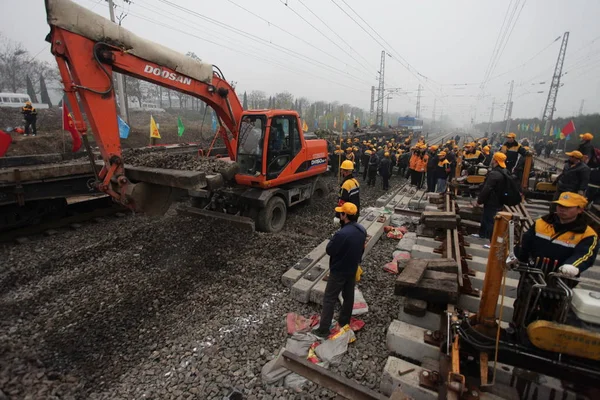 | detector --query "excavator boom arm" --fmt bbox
[45,0,244,212]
